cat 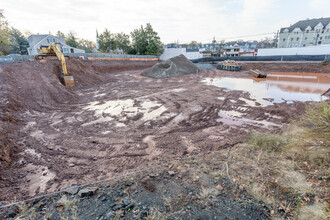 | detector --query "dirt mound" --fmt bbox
[142,54,199,78]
